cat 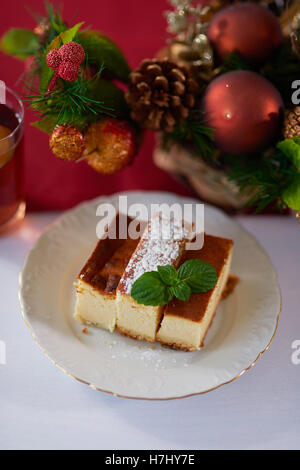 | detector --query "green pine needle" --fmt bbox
[42,2,67,47]
[220,51,251,74]
[25,69,115,130]
[162,113,216,162]
[225,149,297,212]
